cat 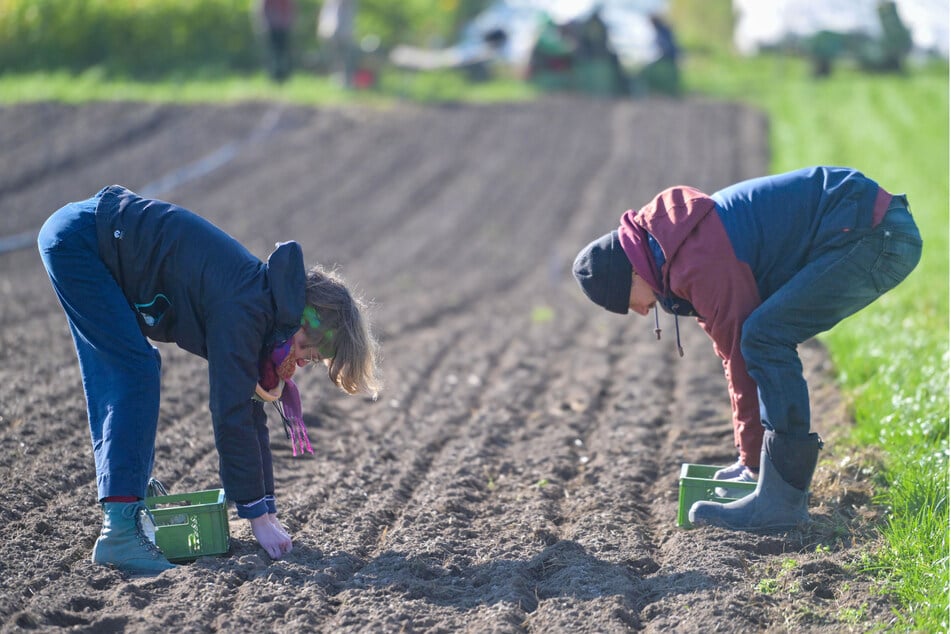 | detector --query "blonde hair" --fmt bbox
[302,264,381,397]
